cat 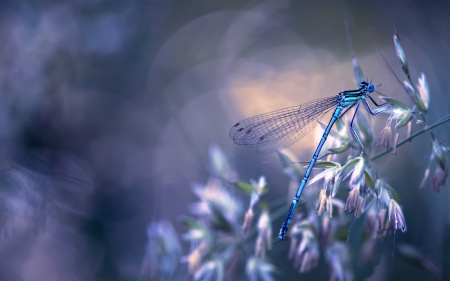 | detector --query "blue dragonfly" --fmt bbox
[229,81,391,240]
